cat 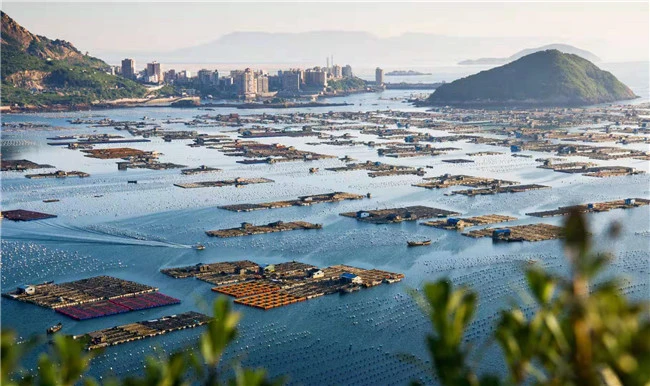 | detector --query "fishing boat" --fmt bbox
[407,240,431,247]
[47,322,62,334]
[193,243,206,251]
